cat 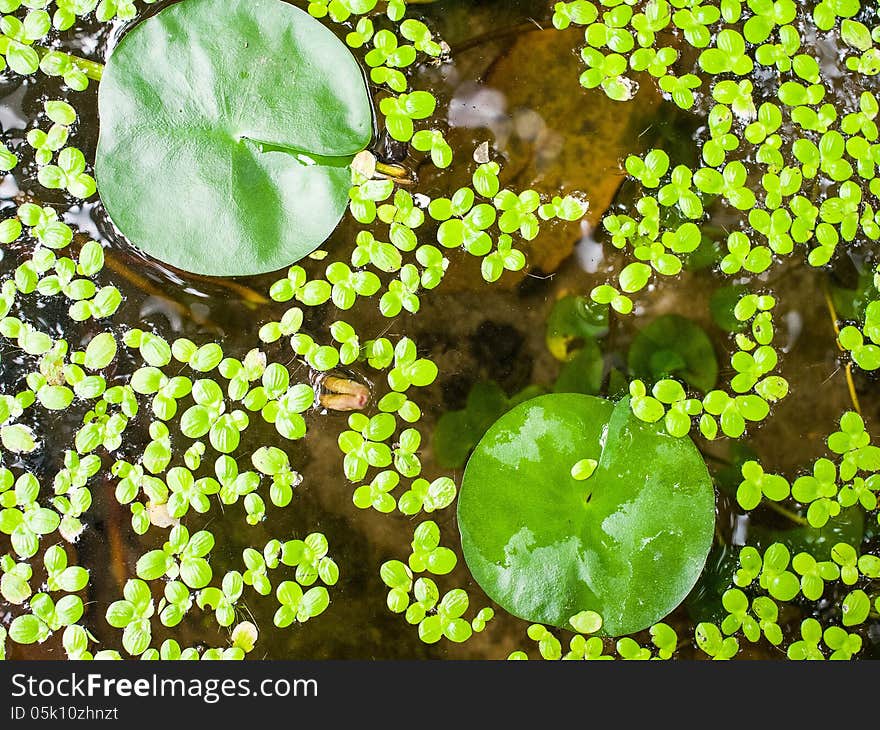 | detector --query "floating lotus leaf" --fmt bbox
[96,0,373,276]
[458,393,715,635]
